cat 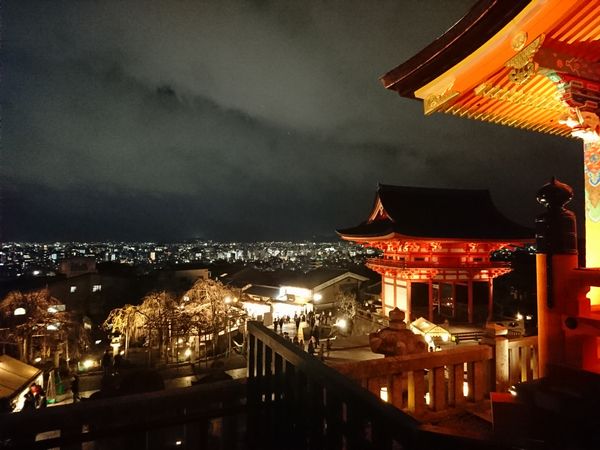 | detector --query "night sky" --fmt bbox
[1,0,583,242]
